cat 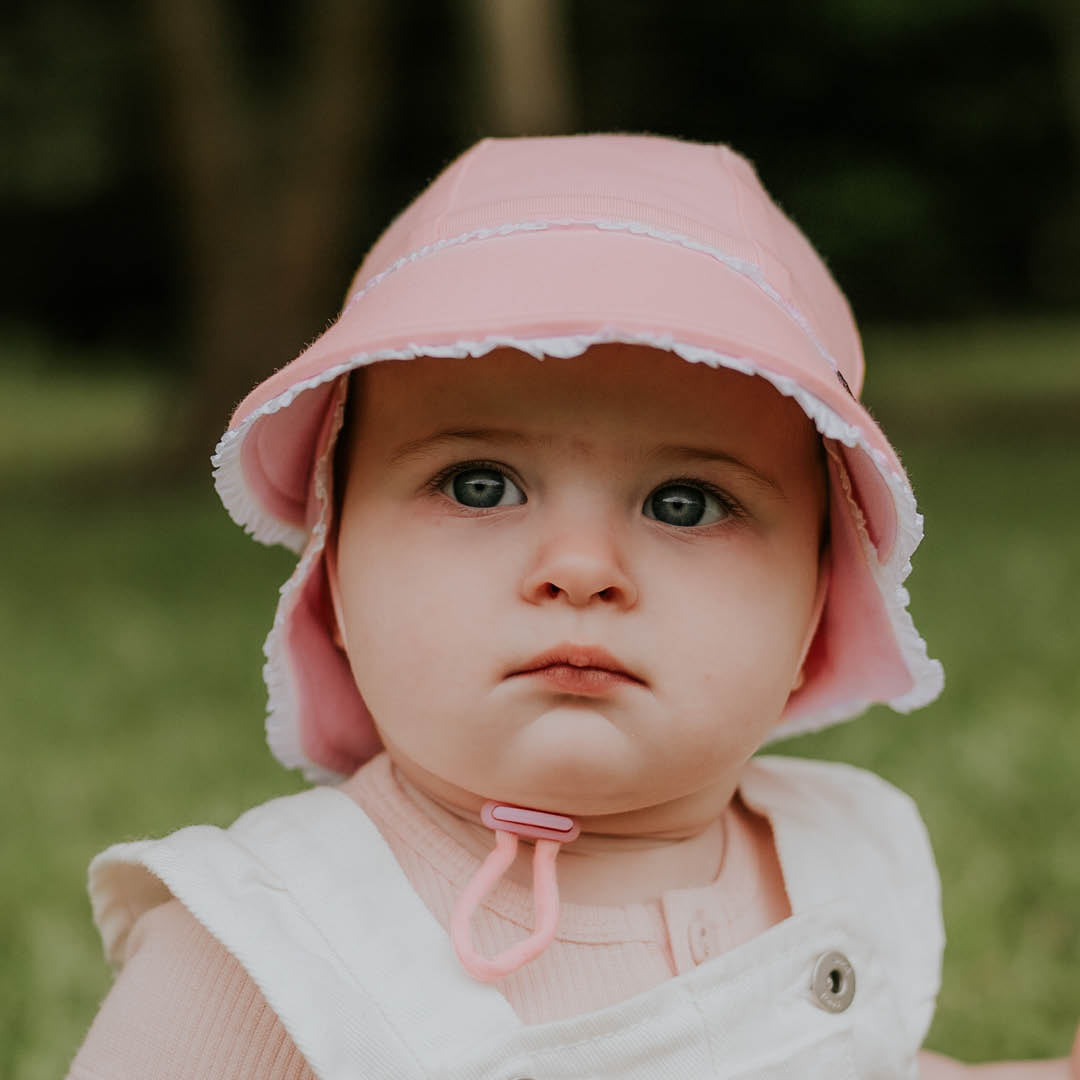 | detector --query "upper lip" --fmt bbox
[508,644,644,684]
